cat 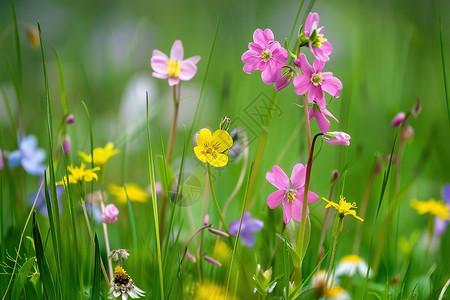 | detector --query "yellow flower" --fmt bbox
[108,183,148,204]
[410,198,449,220]
[79,142,119,167]
[213,240,231,264]
[322,195,364,221]
[194,280,237,300]
[194,128,233,167]
[57,163,100,185]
